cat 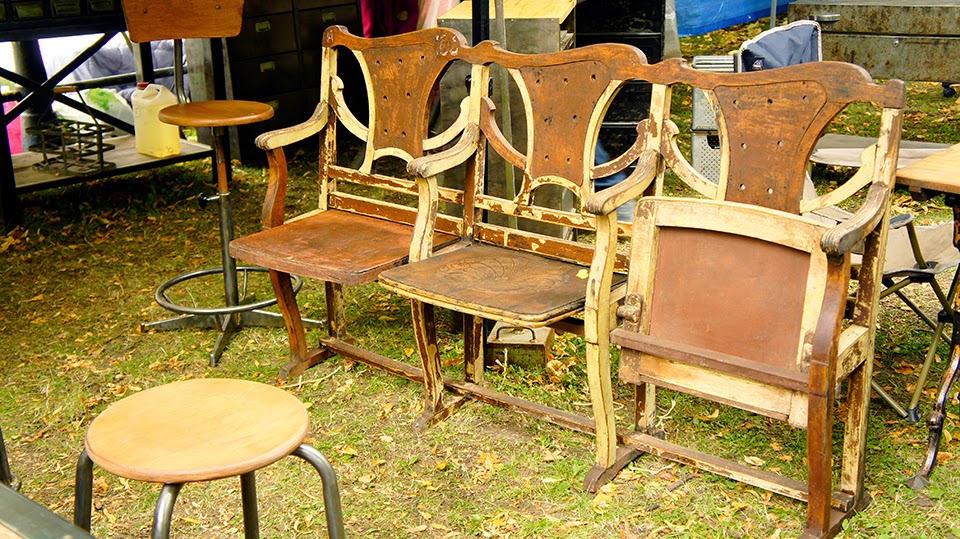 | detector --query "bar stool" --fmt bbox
[119,0,318,365]
[73,378,345,539]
